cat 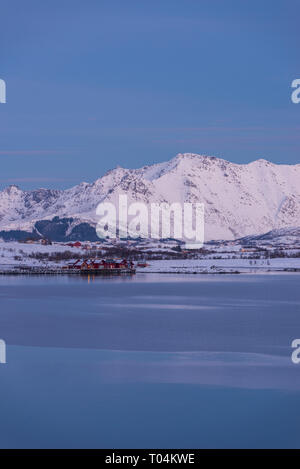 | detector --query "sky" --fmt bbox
[0,0,299,190]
